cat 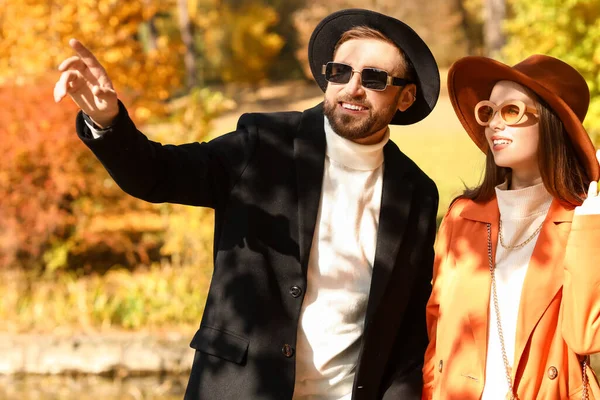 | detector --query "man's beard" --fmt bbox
[323,95,399,141]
